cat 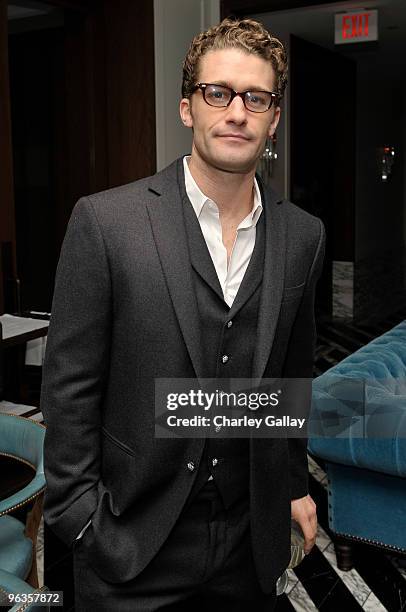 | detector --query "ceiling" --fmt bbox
[253,0,406,80]
[8,1,54,20]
